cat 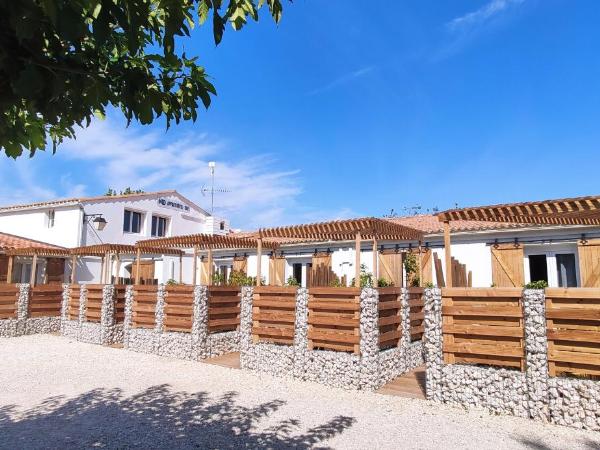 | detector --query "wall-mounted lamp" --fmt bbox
[84,214,107,231]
